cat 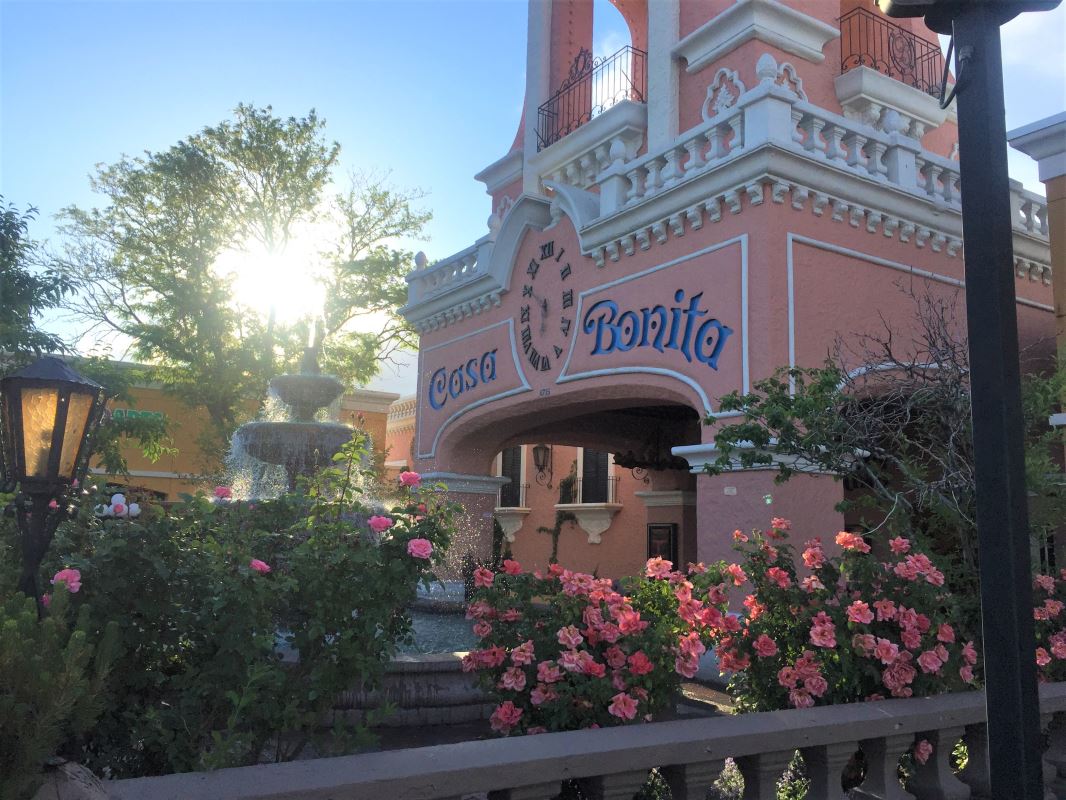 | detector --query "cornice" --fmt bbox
[475,149,524,196]
[673,0,839,71]
[421,472,510,495]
